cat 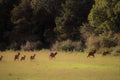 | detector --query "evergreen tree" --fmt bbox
[11,0,64,49]
[55,0,94,41]
[88,0,120,34]
[0,0,19,50]
[11,0,33,47]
